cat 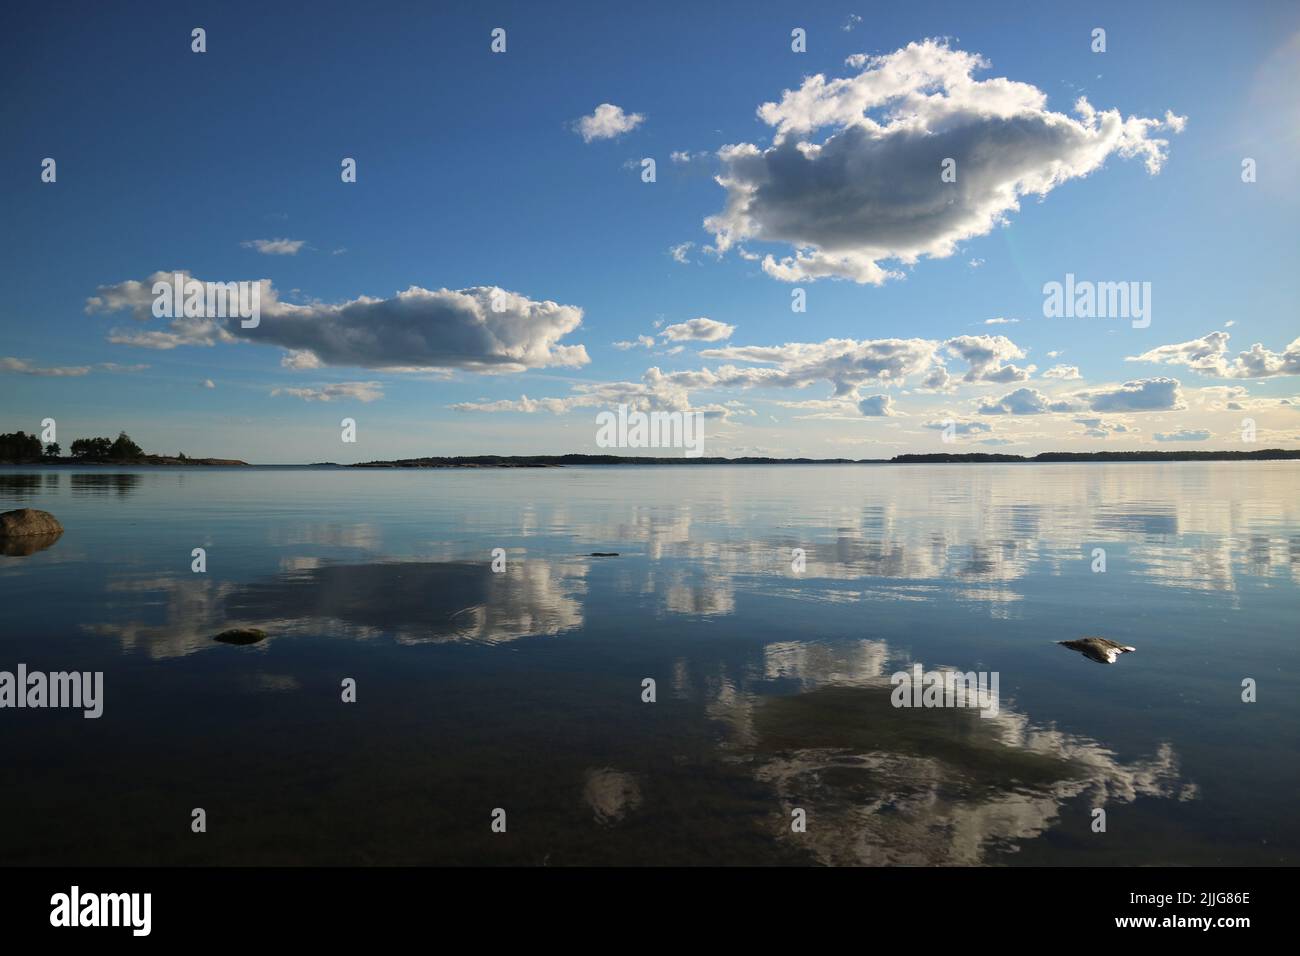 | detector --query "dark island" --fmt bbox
[0,430,247,466]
